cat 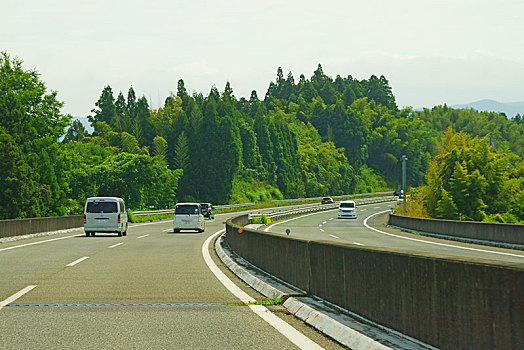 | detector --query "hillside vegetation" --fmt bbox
[1,53,523,221]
